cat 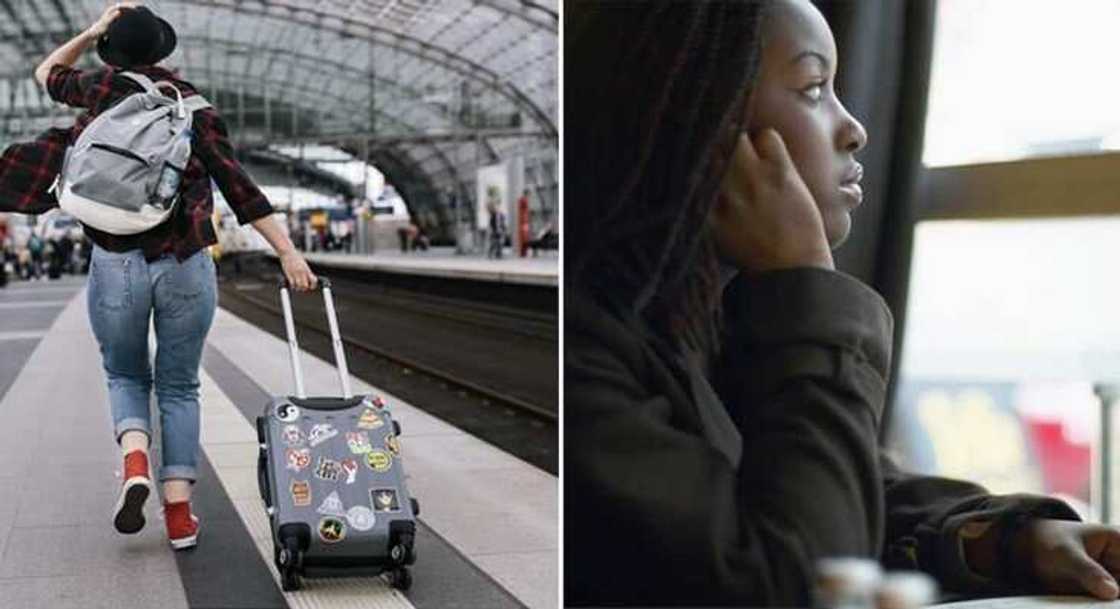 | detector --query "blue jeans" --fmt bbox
[87,243,217,483]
